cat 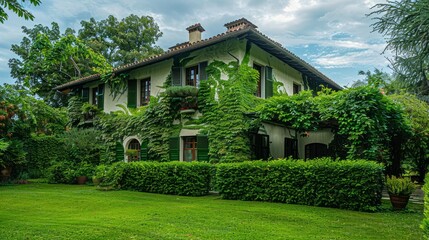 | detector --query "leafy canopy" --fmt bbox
[370,0,429,95]
[0,0,41,23]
